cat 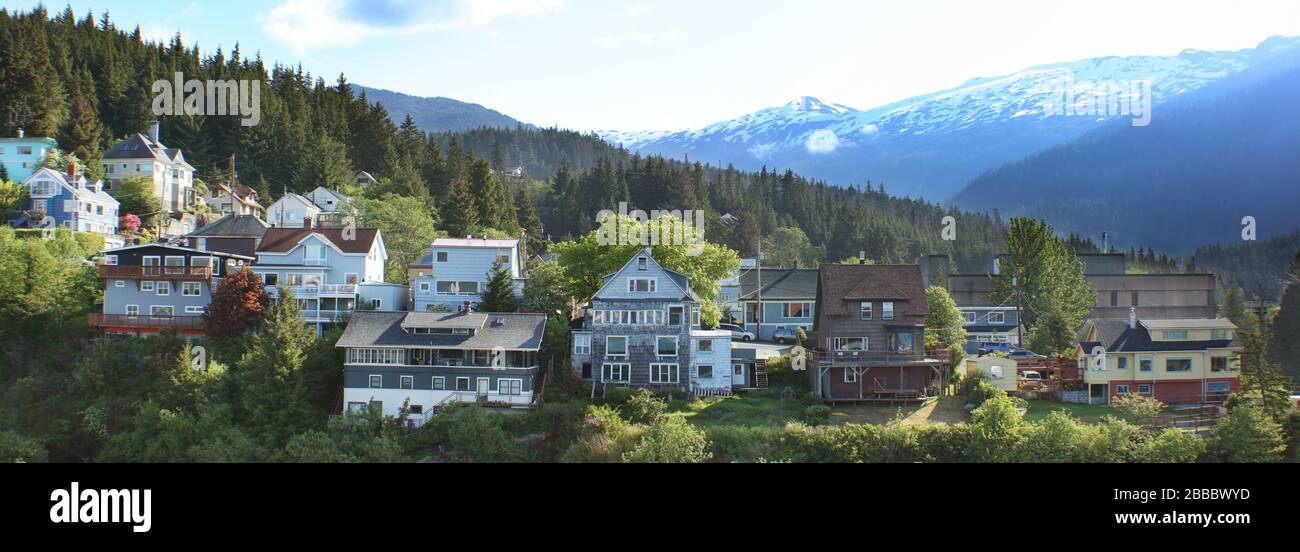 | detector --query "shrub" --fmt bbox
[622,417,711,463]
[1206,405,1286,463]
[706,426,782,463]
[968,395,1026,462]
[1086,417,1147,463]
[1112,393,1166,425]
[1141,428,1206,463]
[623,389,668,425]
[446,406,521,463]
[1285,409,1300,463]
[965,377,1007,410]
[1015,411,1089,463]
[802,405,832,426]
